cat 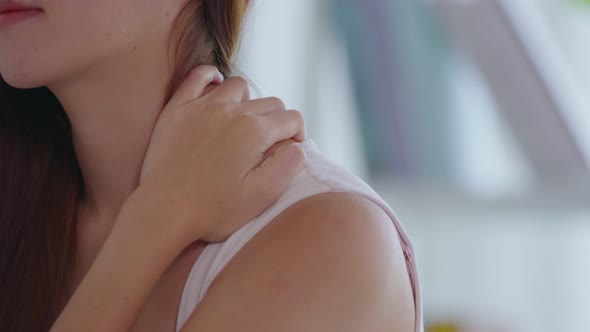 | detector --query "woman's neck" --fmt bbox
[47,39,172,221]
